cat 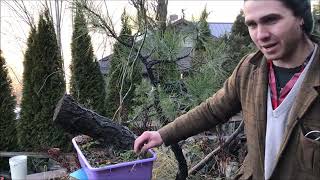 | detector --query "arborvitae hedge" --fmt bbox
[70,9,106,115]
[16,27,37,151]
[17,10,70,151]
[0,50,17,151]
